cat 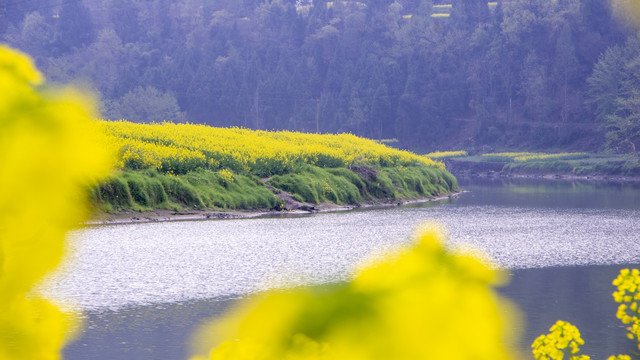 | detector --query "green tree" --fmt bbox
[587,44,627,122]
[105,86,181,123]
[19,11,53,57]
[451,0,490,30]
[54,0,96,53]
[588,37,640,154]
[521,51,551,122]
[604,50,640,155]
[348,90,367,136]
[553,24,578,122]
[1,0,51,34]
[106,0,141,44]
[88,29,127,98]
[371,84,392,140]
